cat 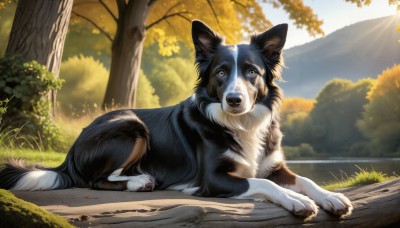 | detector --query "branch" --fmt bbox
[72,11,113,42]
[99,0,118,22]
[116,0,126,14]
[207,0,223,31]
[146,11,190,30]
